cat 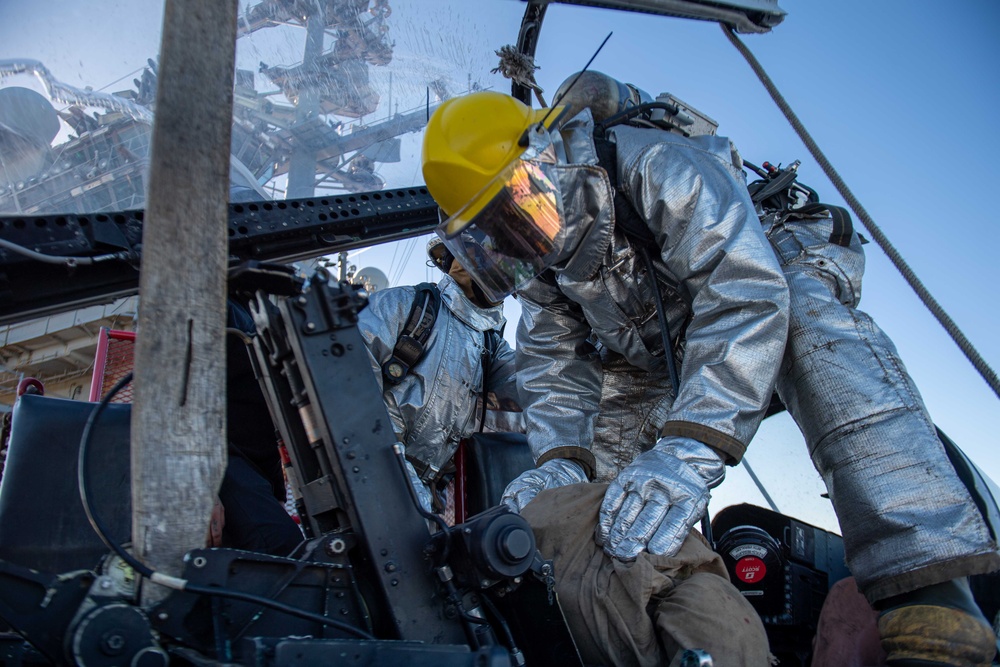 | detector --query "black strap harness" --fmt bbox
[382,282,441,385]
[747,161,854,248]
